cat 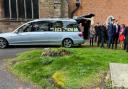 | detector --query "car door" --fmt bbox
[45,21,64,45]
[9,23,32,45]
[27,21,51,45]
